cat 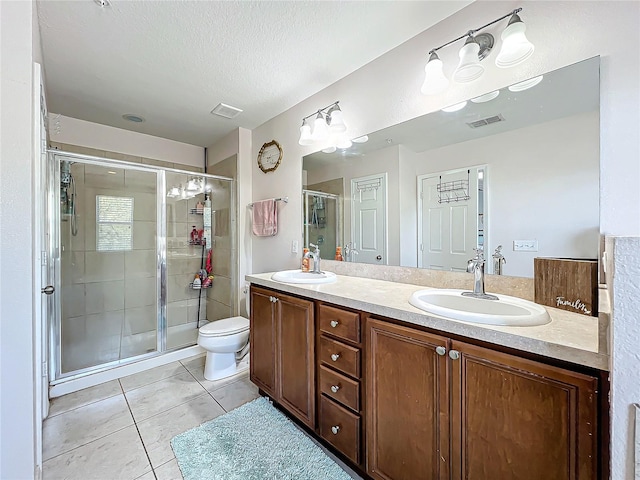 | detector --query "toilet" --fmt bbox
[197,316,250,381]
